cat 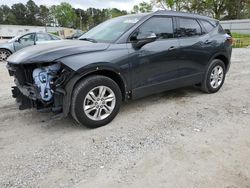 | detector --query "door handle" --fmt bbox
[205,40,212,44]
[168,46,176,51]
